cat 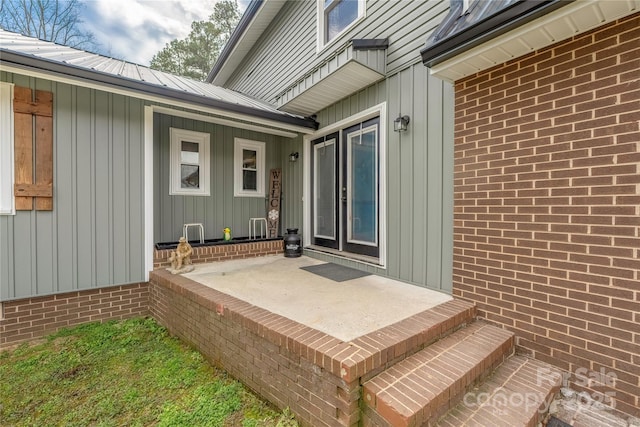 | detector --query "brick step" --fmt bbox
[362,321,514,427]
[436,356,562,427]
